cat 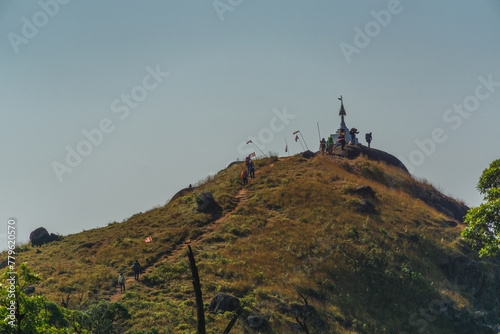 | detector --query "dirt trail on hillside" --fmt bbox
[109,175,257,303]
